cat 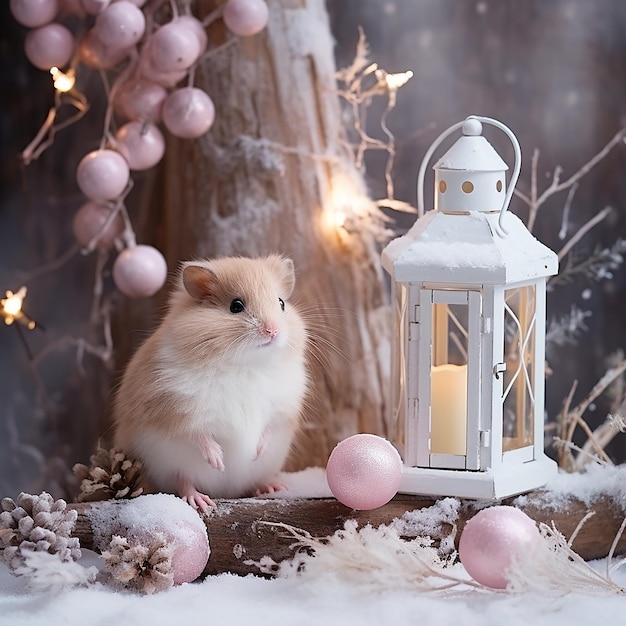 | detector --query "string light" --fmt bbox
[1,287,36,330]
[49,66,76,93]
